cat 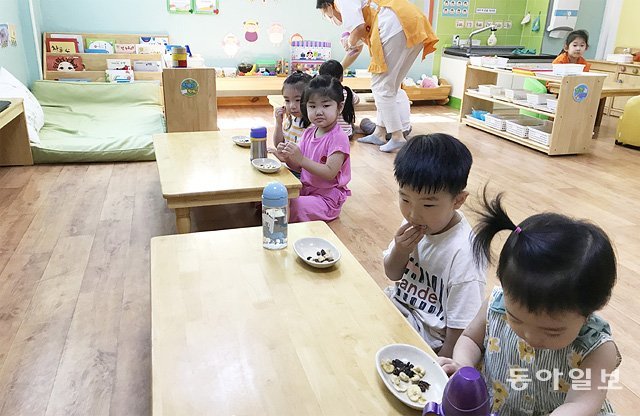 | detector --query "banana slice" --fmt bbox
[418,395,428,405]
[398,371,410,382]
[413,365,425,377]
[393,382,408,392]
[390,375,400,385]
[410,373,421,382]
[407,385,423,402]
[381,359,395,374]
